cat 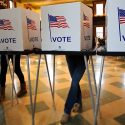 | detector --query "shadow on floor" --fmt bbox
[0,105,6,125]
[50,114,90,125]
